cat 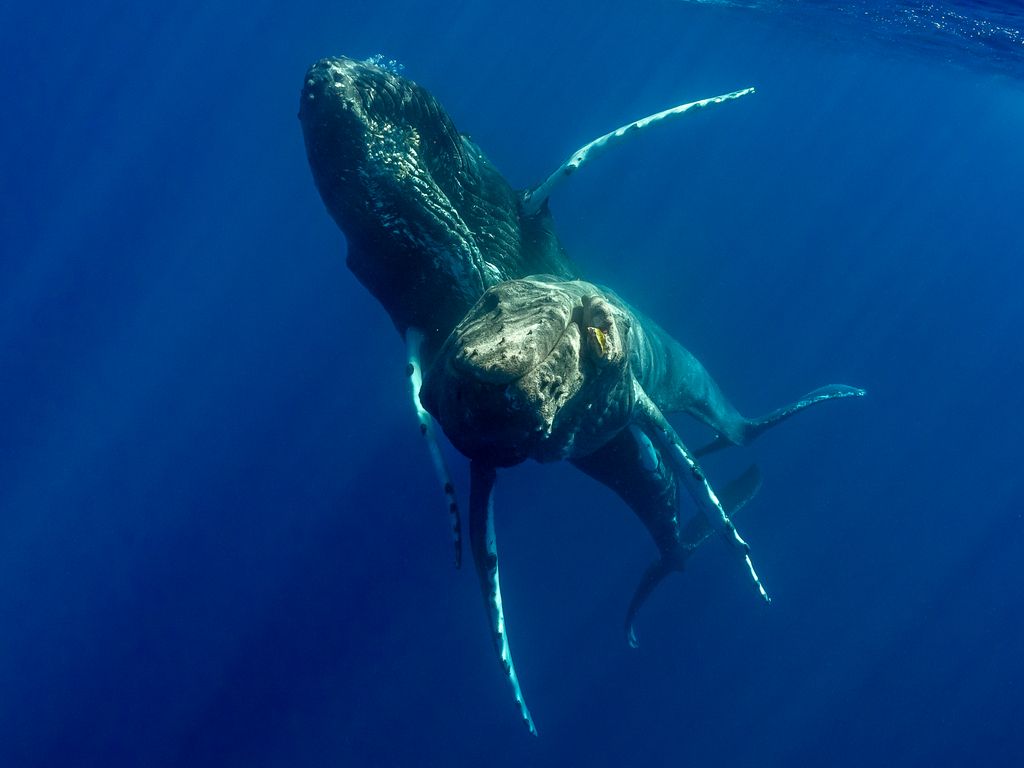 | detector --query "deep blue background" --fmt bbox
[2,2,1022,766]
